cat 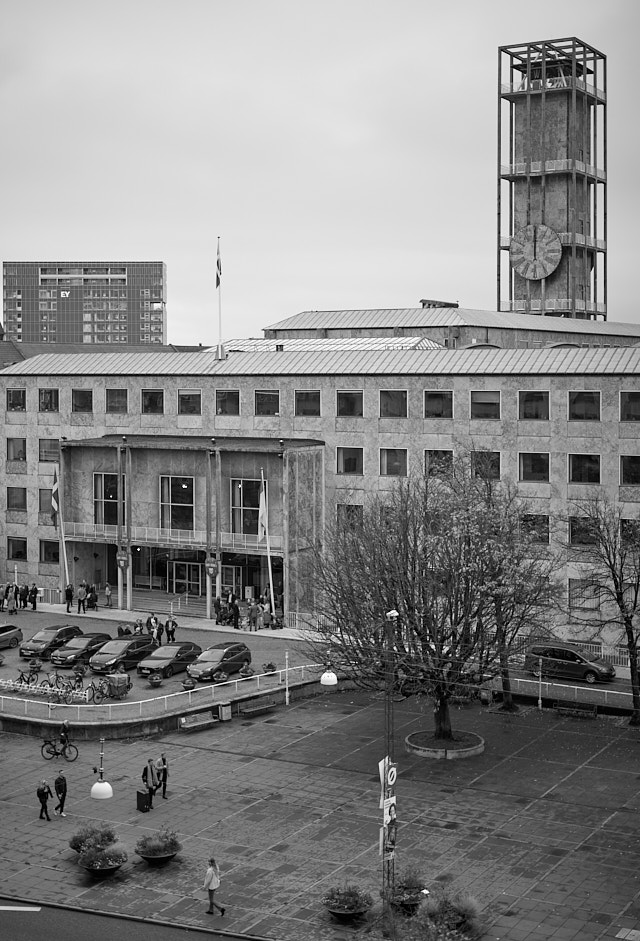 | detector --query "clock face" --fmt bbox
[509,224,562,280]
